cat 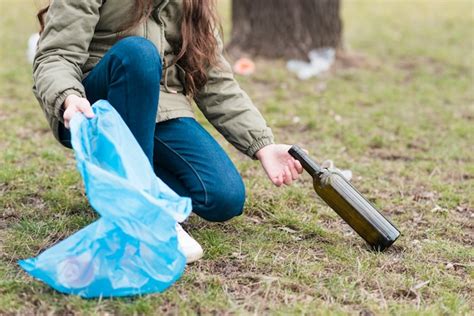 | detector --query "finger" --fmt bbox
[273,174,283,187]
[294,159,304,174]
[283,166,292,185]
[63,108,75,129]
[287,159,299,180]
[275,173,285,187]
[78,103,95,118]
